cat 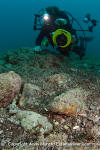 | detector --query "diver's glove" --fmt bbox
[34,46,42,52]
